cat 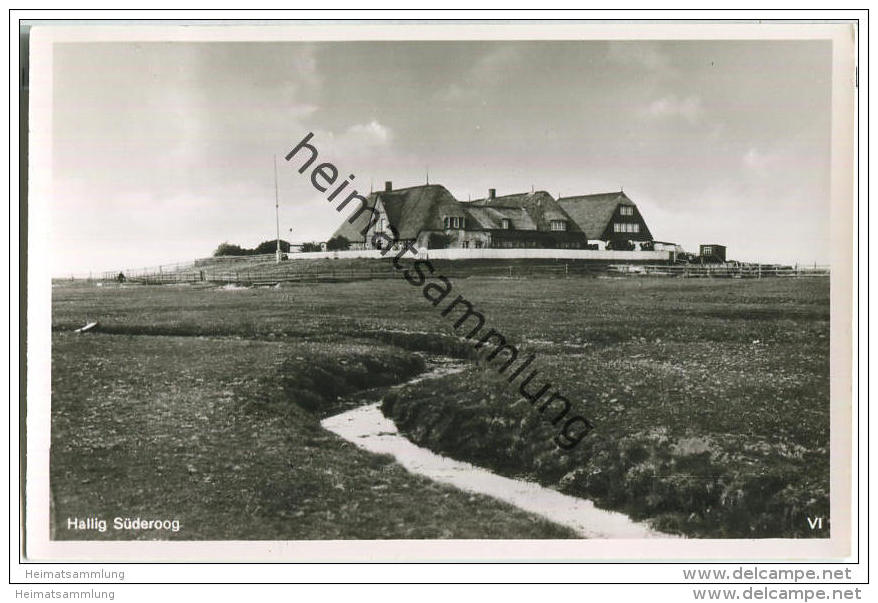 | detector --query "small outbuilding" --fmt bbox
[699,244,727,263]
